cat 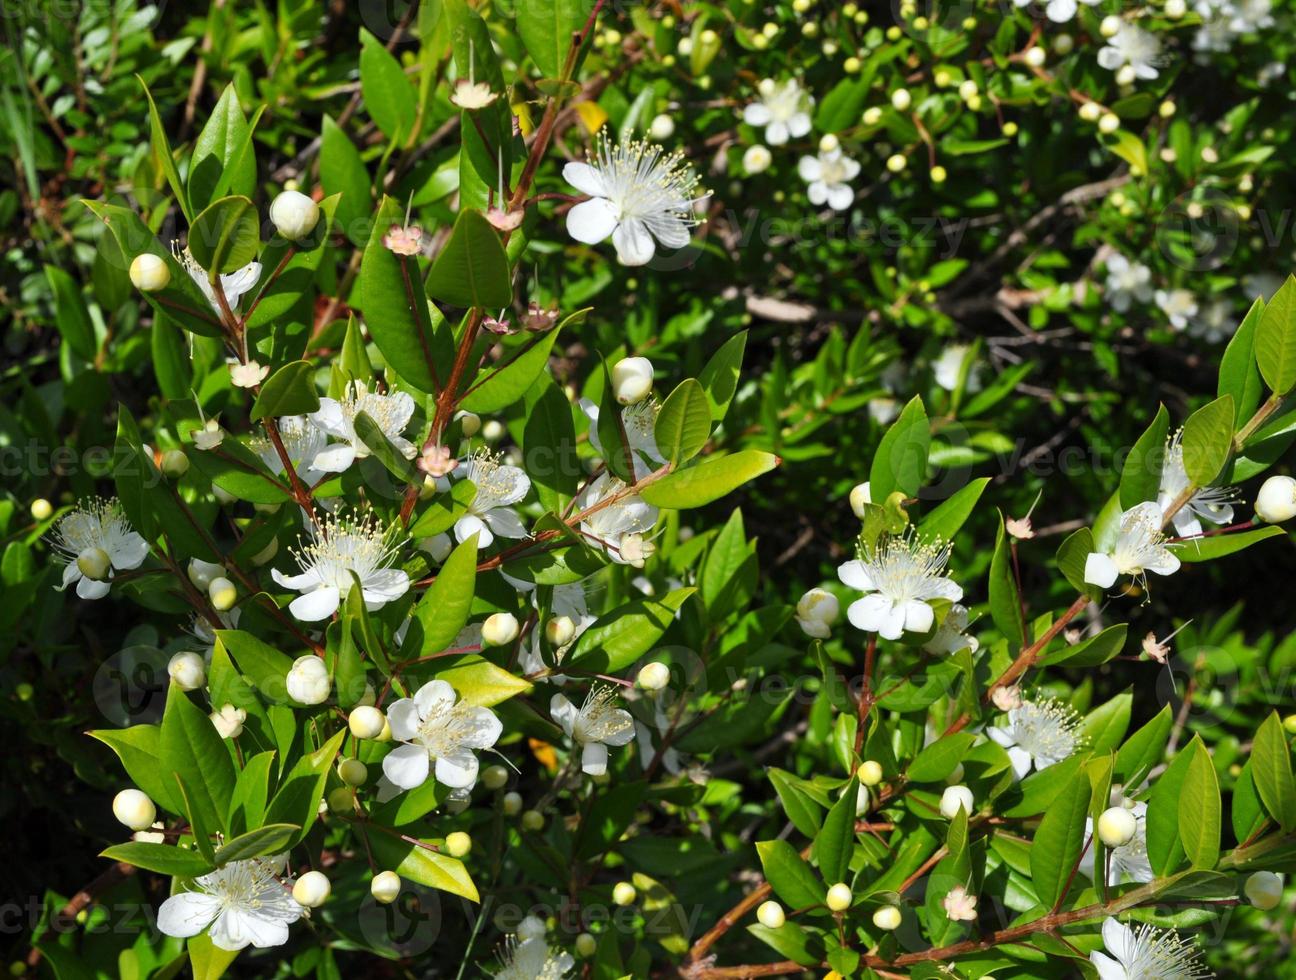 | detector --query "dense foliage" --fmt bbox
[6,0,1296,978]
